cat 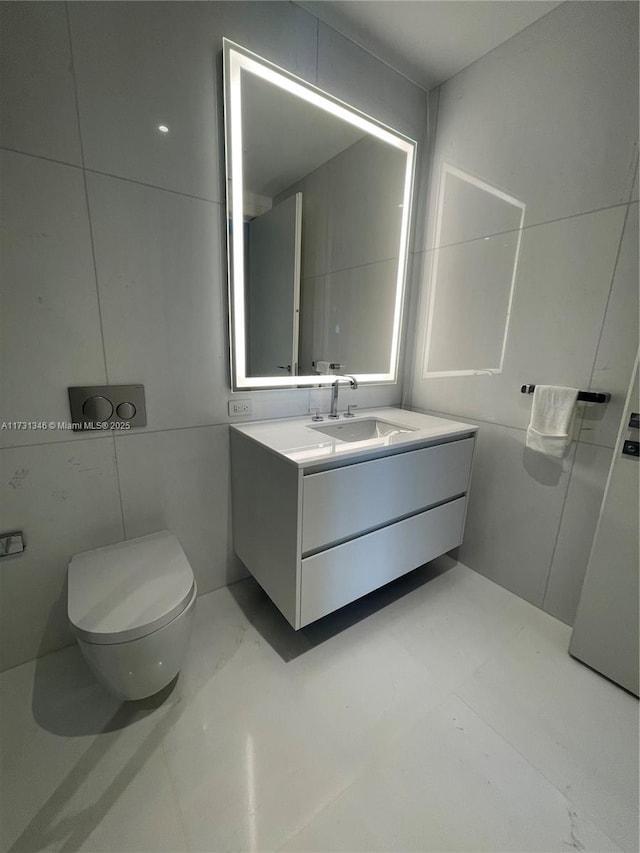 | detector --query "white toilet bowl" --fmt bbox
[68,531,196,700]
